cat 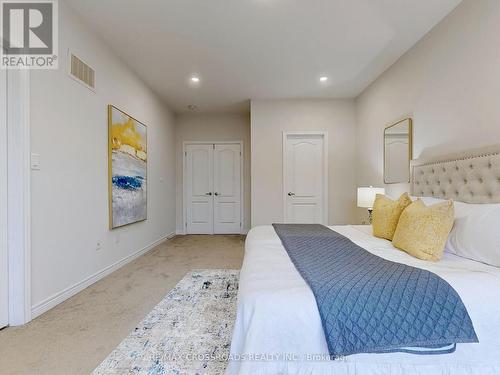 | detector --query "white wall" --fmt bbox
[355,0,500,219]
[29,2,176,314]
[251,99,357,226]
[175,113,251,233]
